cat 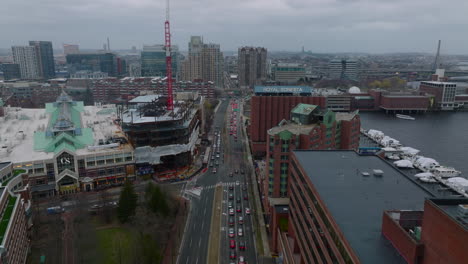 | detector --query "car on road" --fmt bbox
[212,168,217,173]
[236,206,241,213]
[235,169,239,174]
[230,239,236,249]
[236,197,241,203]
[242,185,247,191]
[240,170,245,174]
[228,201,233,208]
[245,208,251,215]
[236,181,240,186]
[229,185,234,190]
[216,154,220,158]
[229,193,234,200]
[243,194,248,200]
[229,217,235,226]
[239,216,244,225]
[229,172,233,177]
[238,256,246,264]
[229,208,235,215]
[239,241,246,251]
[228,228,235,238]
[229,250,236,260]
[215,161,219,166]
[209,163,213,167]
[238,228,243,237]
